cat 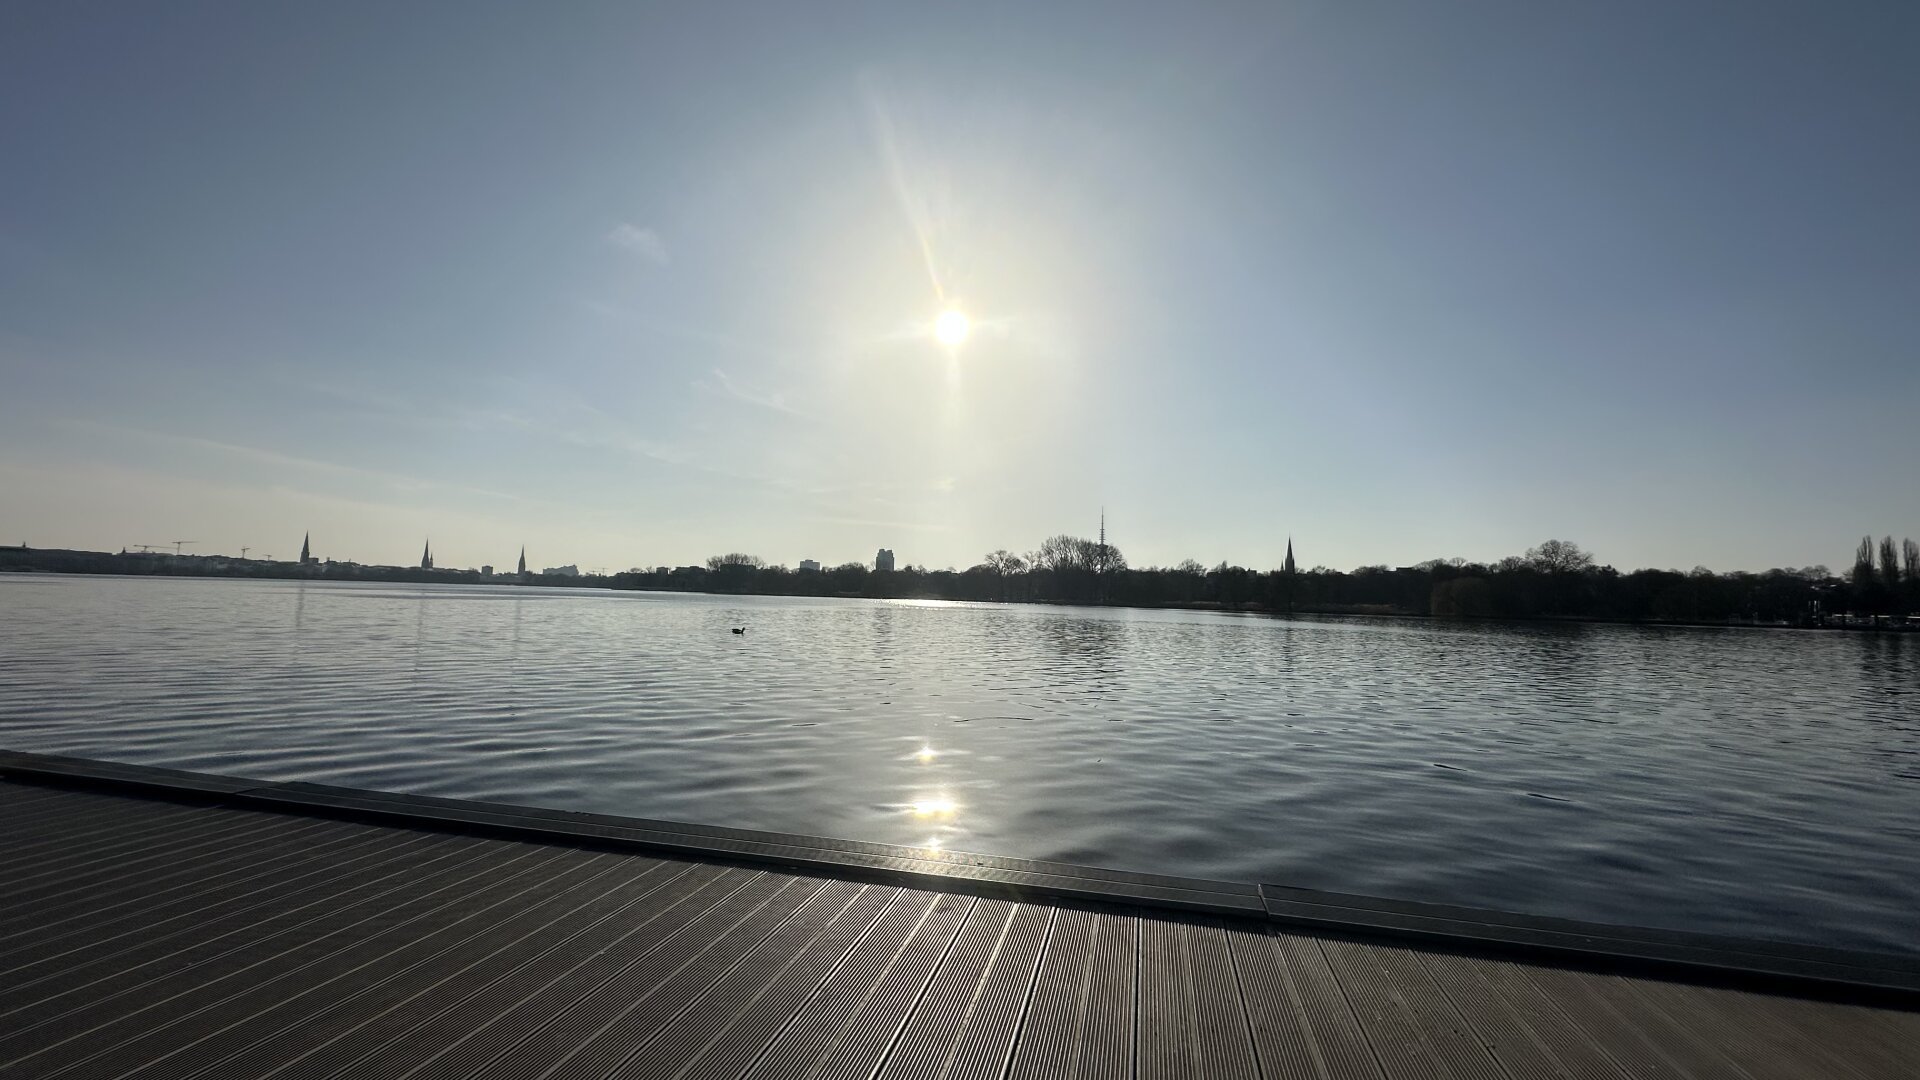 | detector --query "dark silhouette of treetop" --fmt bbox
[1525,539,1595,574]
